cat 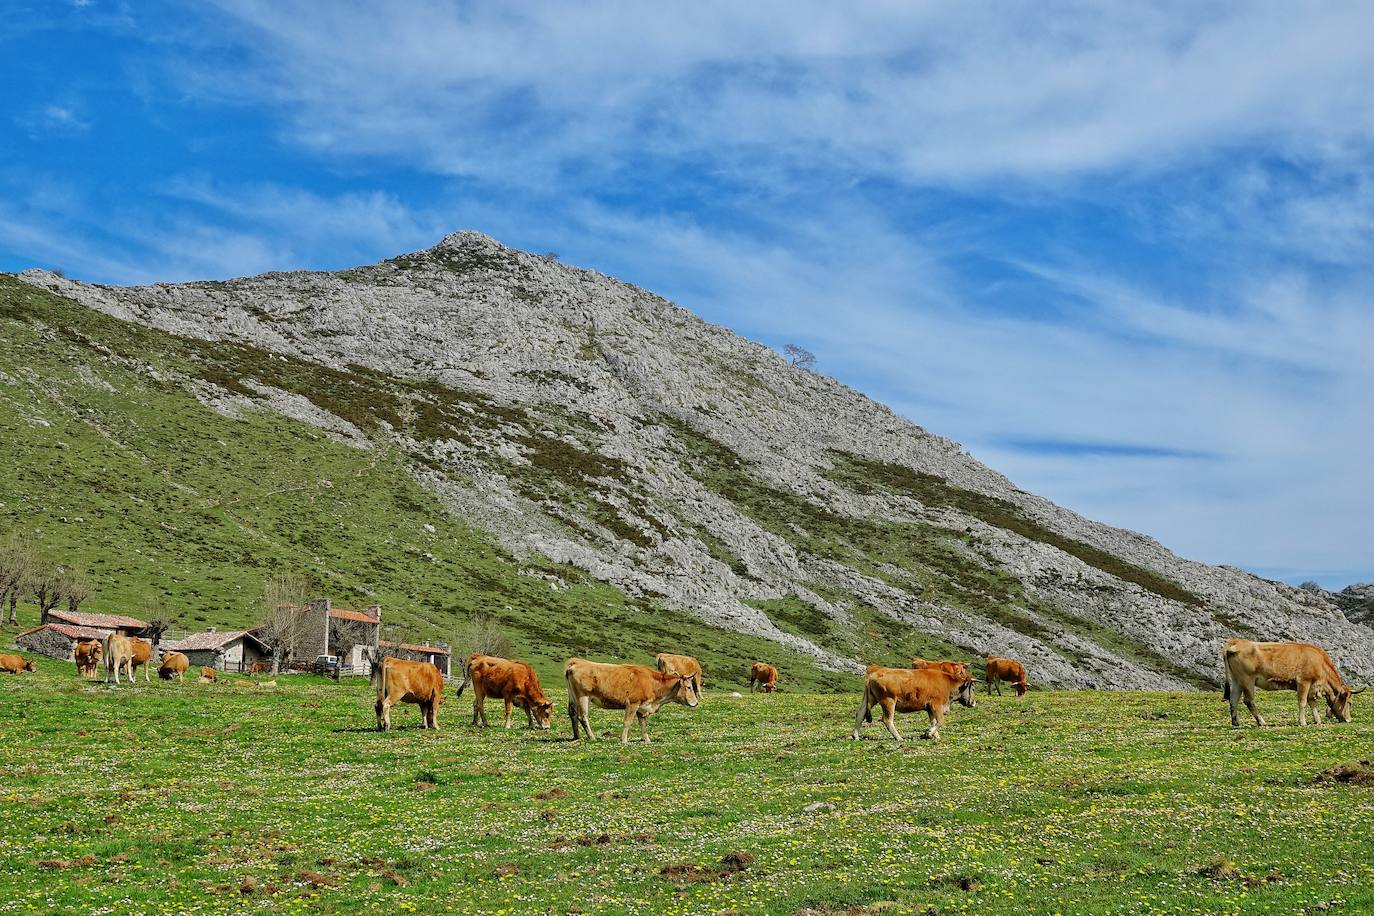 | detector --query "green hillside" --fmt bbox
[0,275,846,688]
